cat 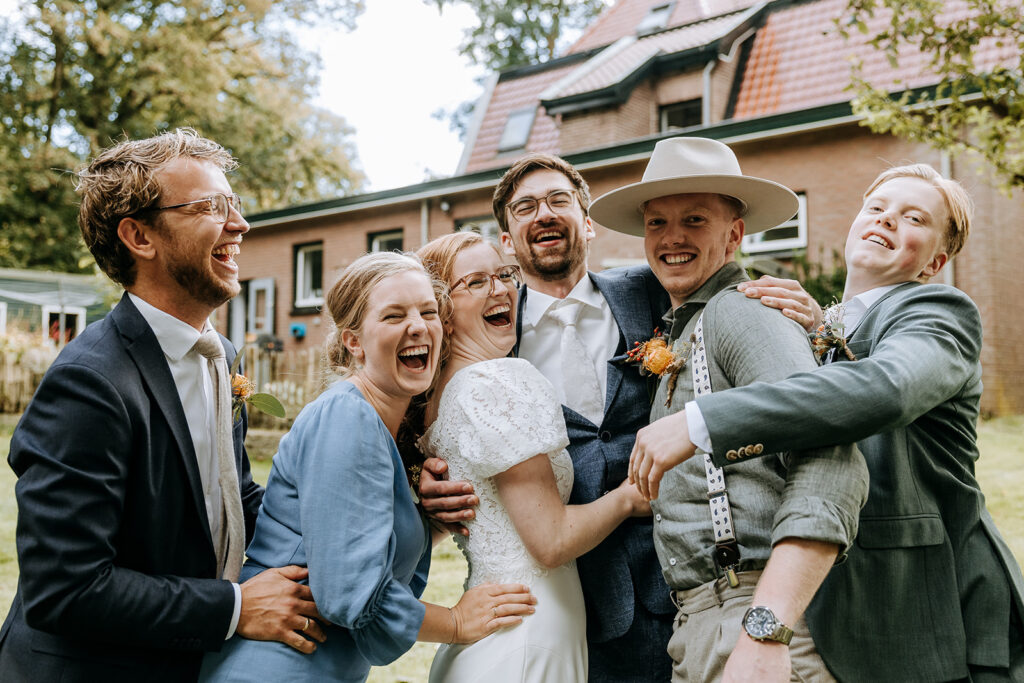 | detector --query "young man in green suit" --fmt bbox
[631,163,1024,681]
